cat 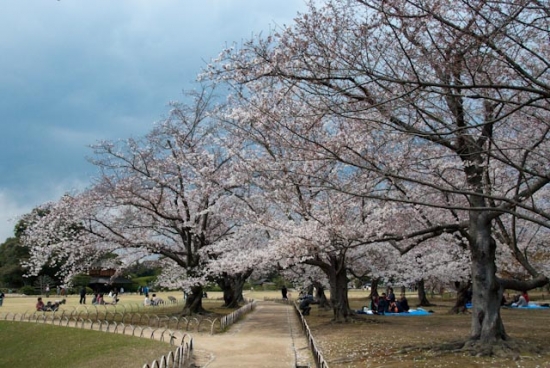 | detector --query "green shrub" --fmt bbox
[132,276,157,287]
[19,285,36,295]
[204,284,222,292]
